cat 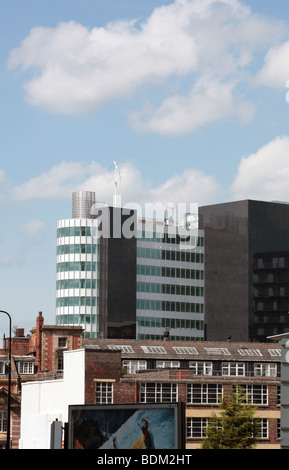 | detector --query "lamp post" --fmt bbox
[0,311,11,450]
